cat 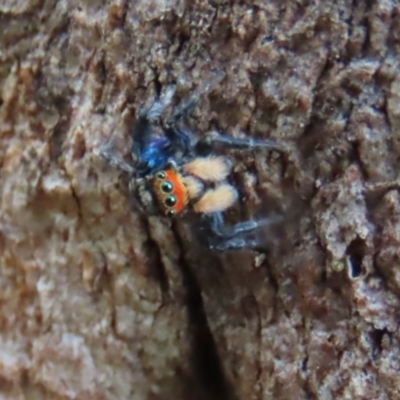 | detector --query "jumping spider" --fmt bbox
[101,80,286,251]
